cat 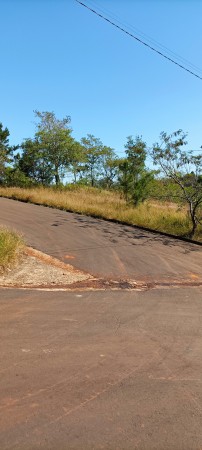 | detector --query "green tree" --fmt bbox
[99,147,119,189]
[34,111,75,185]
[80,134,104,186]
[18,138,54,185]
[3,166,32,187]
[118,158,131,201]
[119,136,153,205]
[0,122,13,182]
[152,130,202,237]
[69,141,87,183]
